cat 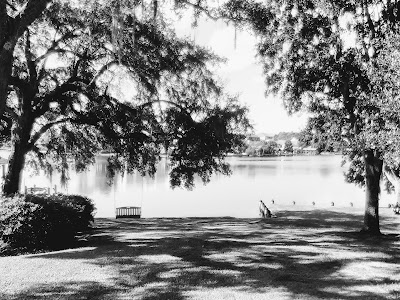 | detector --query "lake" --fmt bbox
[14,154,394,218]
